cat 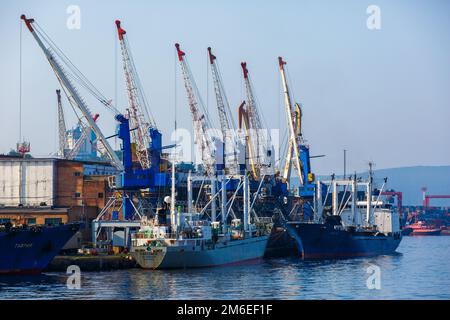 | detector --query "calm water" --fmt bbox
[1,236,449,300]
